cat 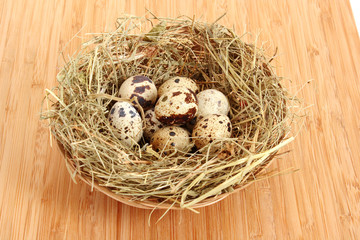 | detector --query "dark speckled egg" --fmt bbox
[119,75,157,110]
[108,101,143,146]
[154,87,198,125]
